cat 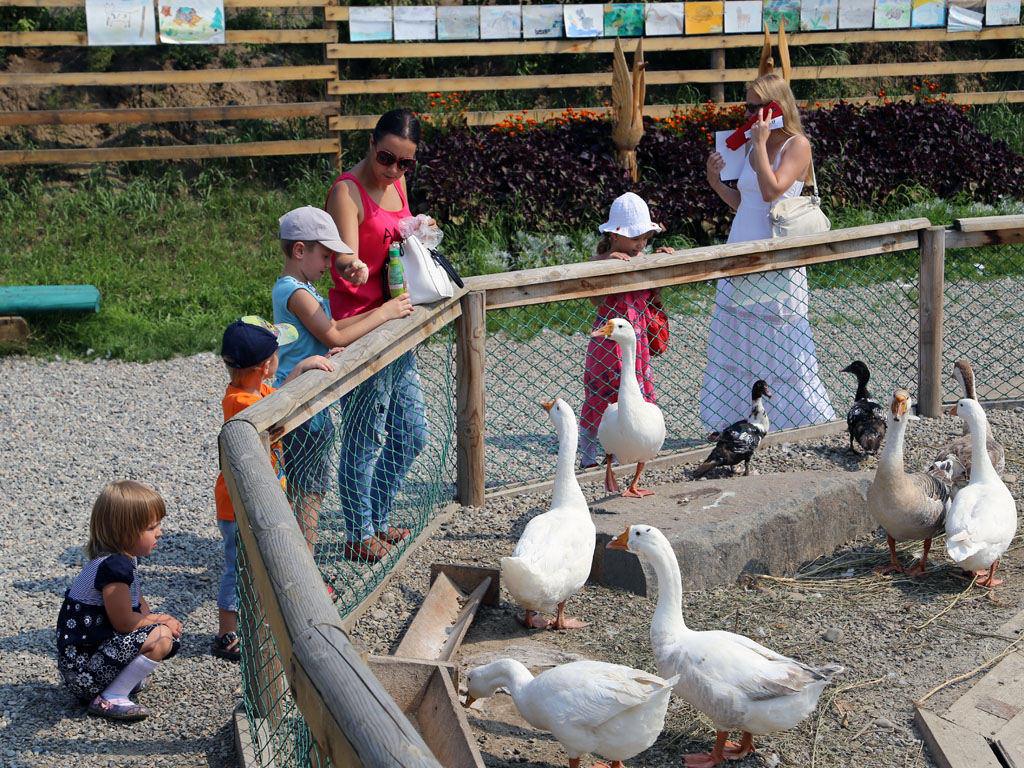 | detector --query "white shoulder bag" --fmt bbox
[398,235,462,304]
[735,158,830,307]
